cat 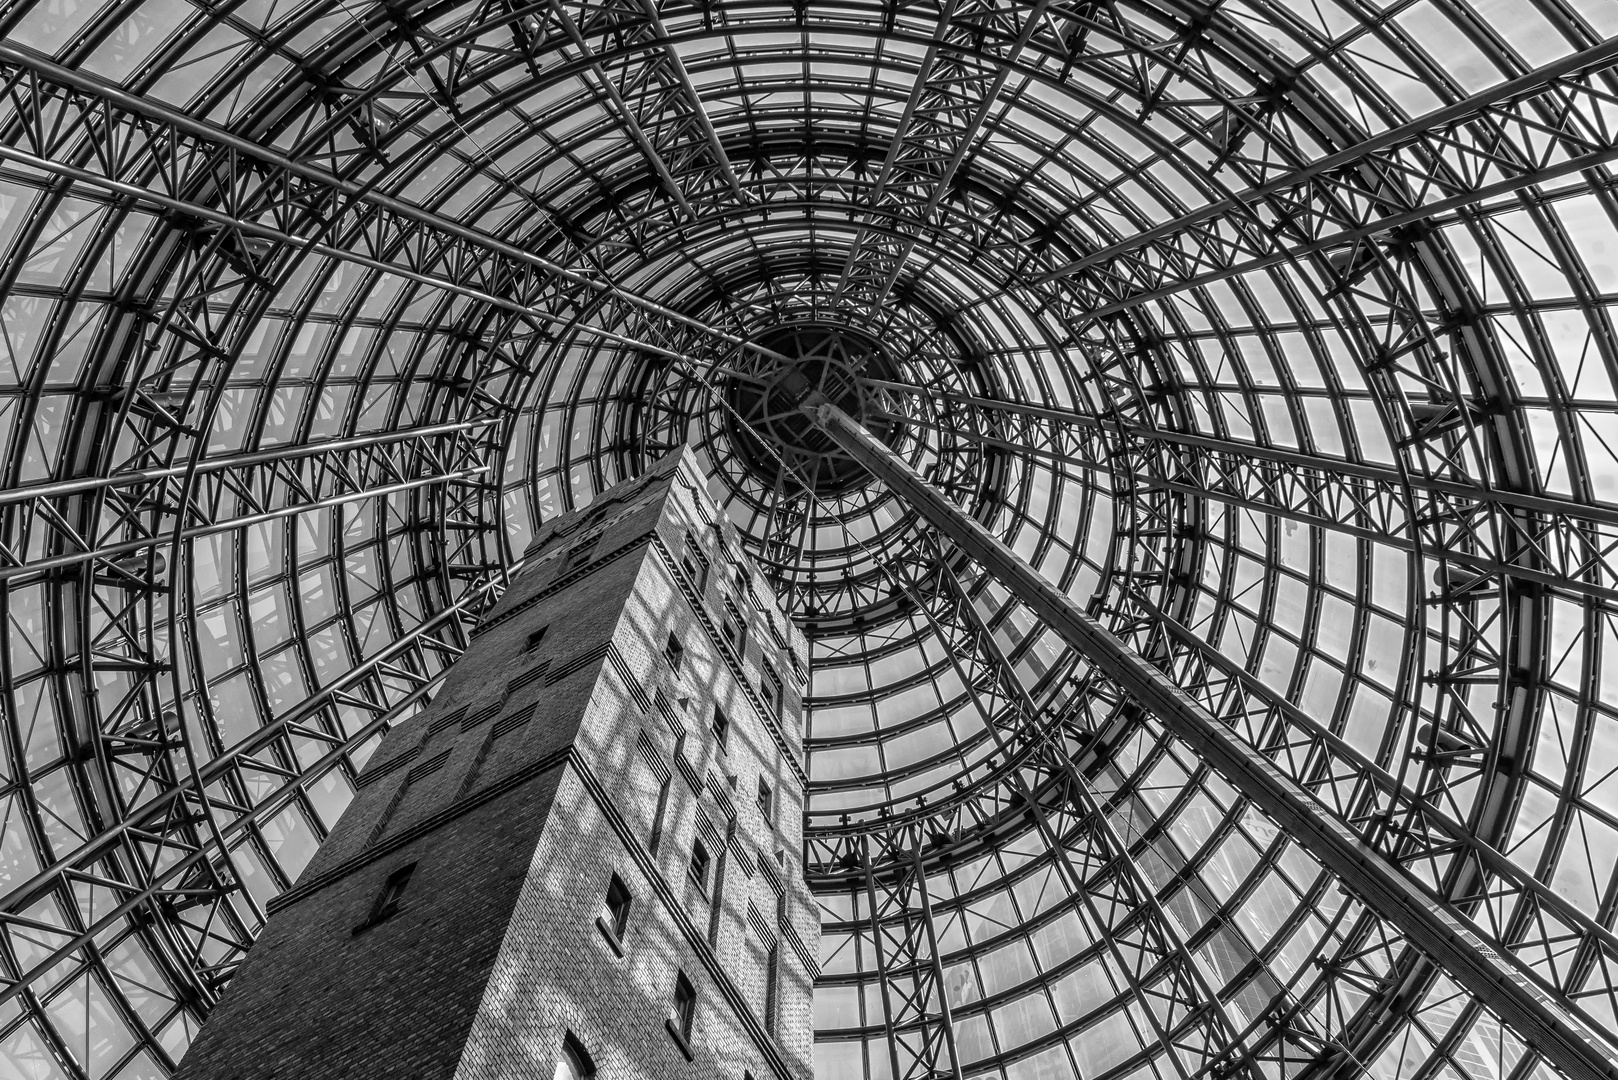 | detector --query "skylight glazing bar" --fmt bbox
[0,42,787,370]
[888,547,1253,1080]
[1039,39,1618,320]
[1042,37,1618,282]
[0,422,494,582]
[870,383,1618,606]
[807,396,1618,1080]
